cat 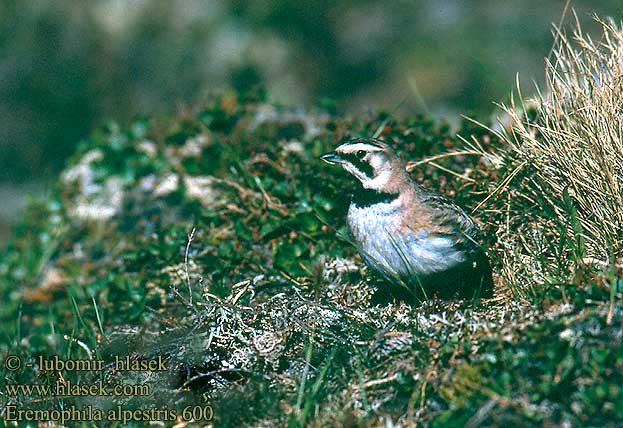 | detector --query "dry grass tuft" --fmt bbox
[485,16,623,298]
